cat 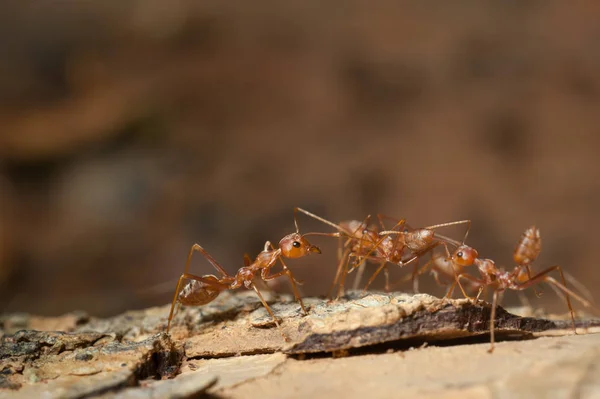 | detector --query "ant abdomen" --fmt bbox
[513,226,542,266]
[404,229,435,252]
[178,277,221,306]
